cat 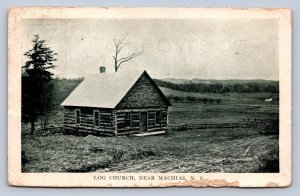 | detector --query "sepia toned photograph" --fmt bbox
[8,7,291,187]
